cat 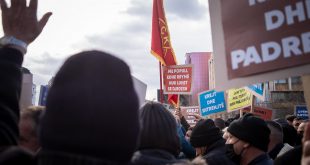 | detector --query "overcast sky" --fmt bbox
[1,0,213,101]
